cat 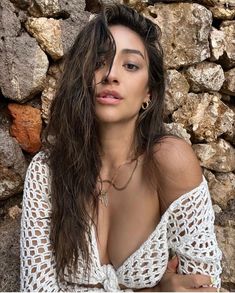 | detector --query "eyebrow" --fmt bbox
[121,49,145,60]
